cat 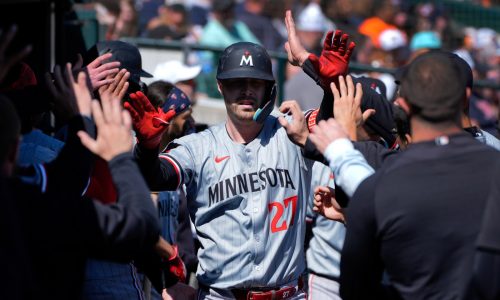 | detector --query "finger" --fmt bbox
[338,33,349,56]
[278,116,289,128]
[73,53,83,70]
[316,185,331,194]
[44,72,58,98]
[128,92,144,116]
[338,75,347,99]
[95,78,115,89]
[331,30,343,51]
[108,69,125,92]
[123,101,140,122]
[323,31,334,50]
[330,82,340,103]
[100,92,113,123]
[87,52,113,68]
[5,45,32,69]
[94,67,120,81]
[77,131,99,154]
[354,82,363,107]
[91,99,105,128]
[346,75,354,99]
[163,109,177,123]
[95,61,121,73]
[53,65,66,91]
[63,63,74,90]
[117,81,129,101]
[136,91,156,112]
[108,97,122,124]
[122,109,132,130]
[0,25,17,56]
[345,42,356,59]
[115,71,130,98]
[362,109,376,123]
[285,10,296,36]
